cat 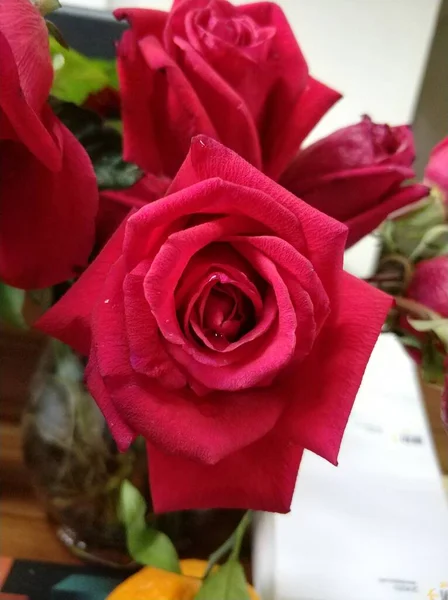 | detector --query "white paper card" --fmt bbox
[253,334,448,600]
